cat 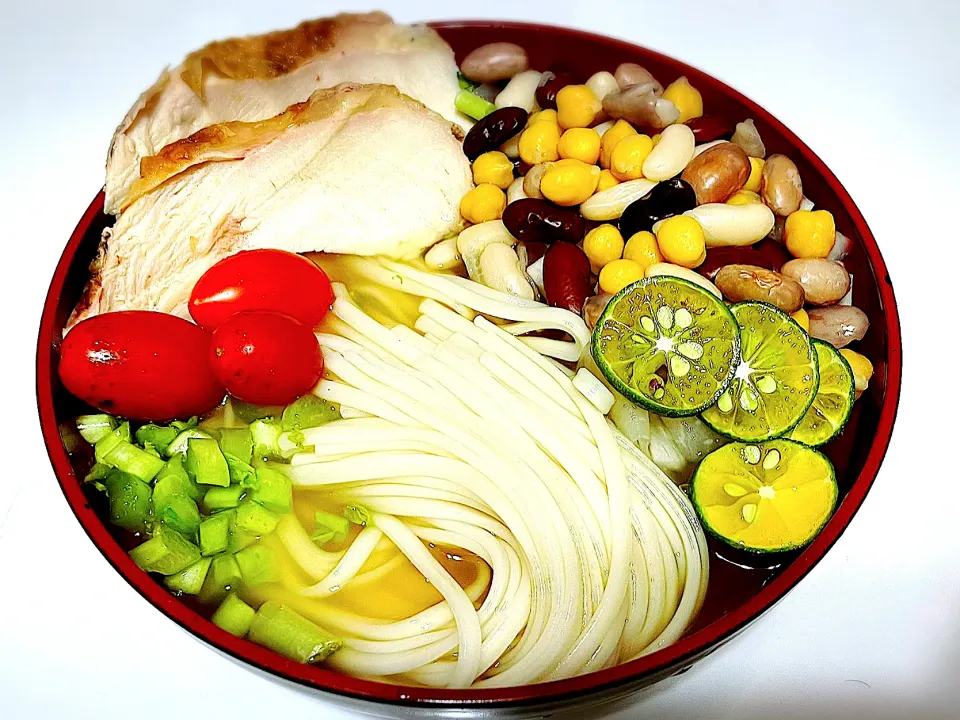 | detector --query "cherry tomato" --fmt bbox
[189,249,334,331]
[210,311,323,405]
[58,311,225,421]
